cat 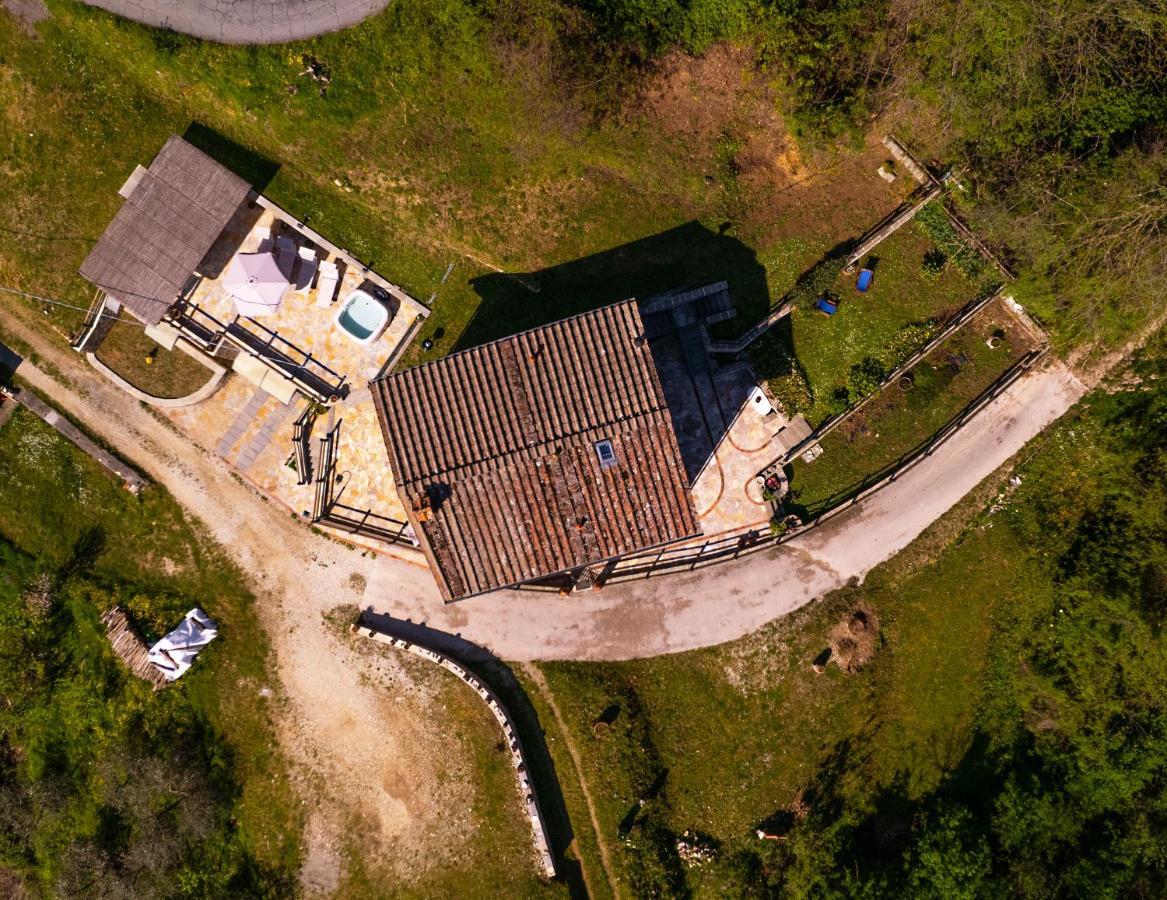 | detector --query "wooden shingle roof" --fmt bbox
[372,300,700,599]
[80,136,251,325]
